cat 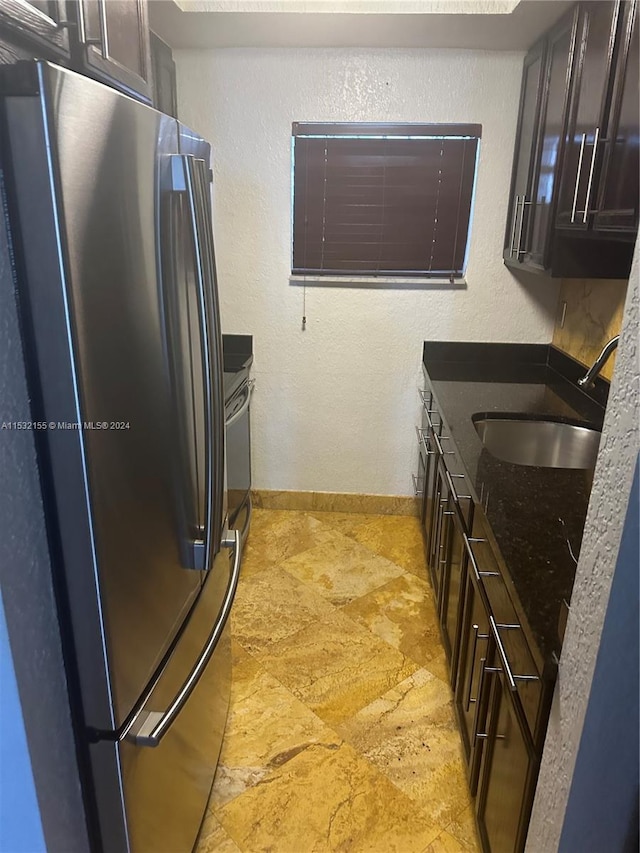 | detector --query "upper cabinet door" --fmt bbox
[593,0,639,233]
[74,0,152,103]
[151,31,177,118]
[556,1,623,229]
[0,0,71,57]
[503,39,546,264]
[524,8,579,268]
